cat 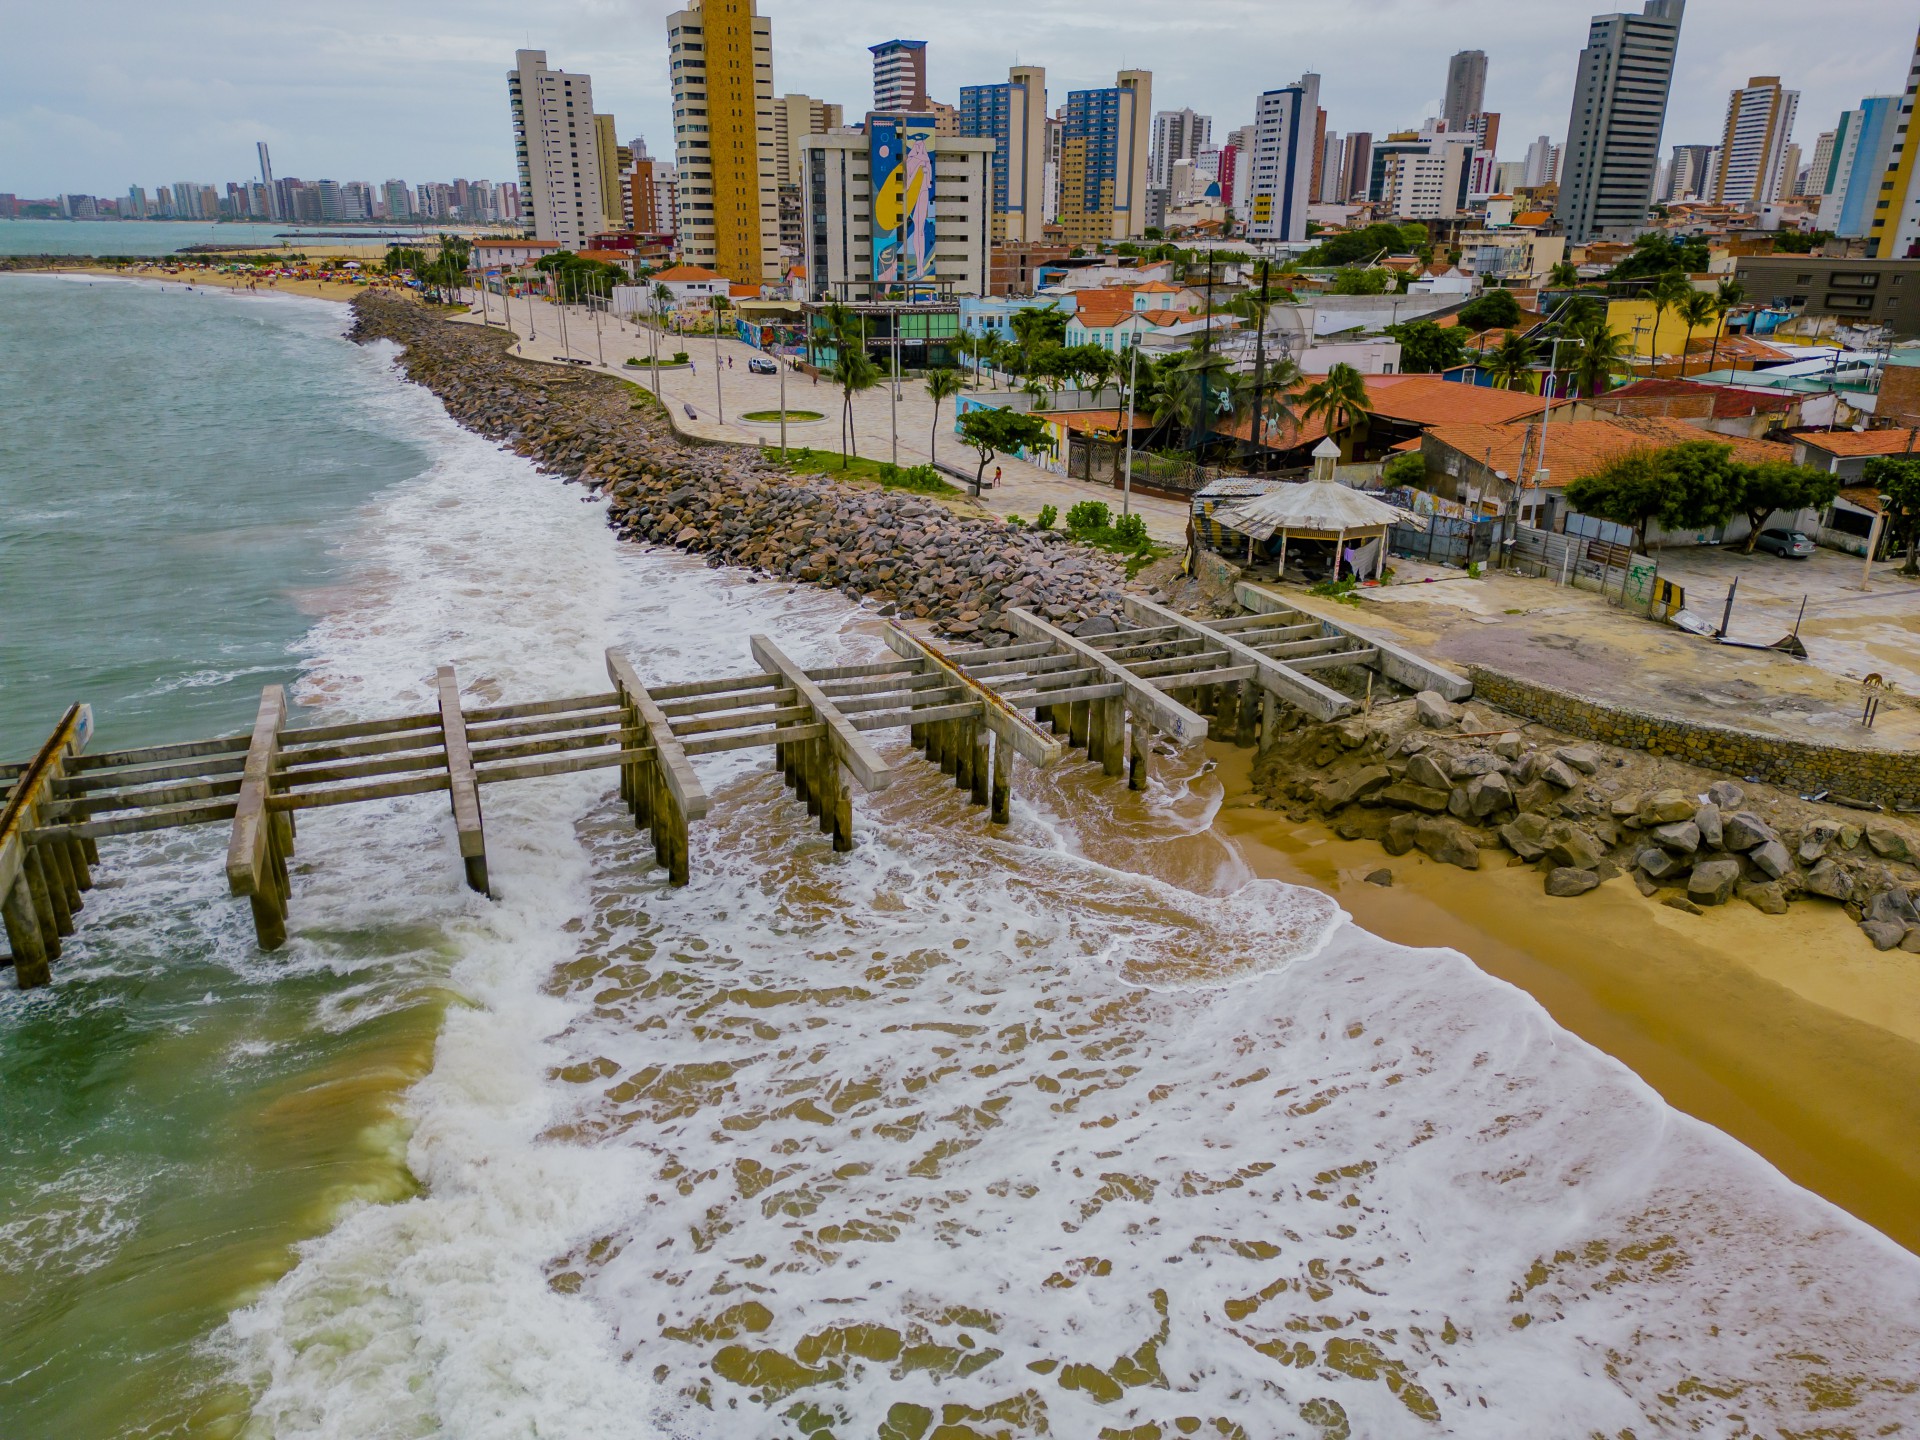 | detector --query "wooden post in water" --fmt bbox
[1260,691,1278,752]
[954,718,975,793]
[989,730,1012,822]
[1,875,49,988]
[607,650,709,888]
[1236,678,1259,748]
[1101,695,1127,778]
[1069,699,1091,752]
[226,685,291,950]
[1128,704,1152,791]
[970,723,991,807]
[1,704,93,985]
[436,666,491,896]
